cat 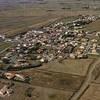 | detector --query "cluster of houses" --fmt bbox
[0,82,14,98]
[0,15,100,98]
[0,70,30,98]
[0,15,100,70]
[67,15,99,29]
[0,85,13,97]
[0,70,31,98]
